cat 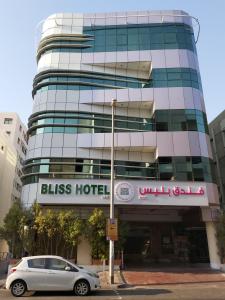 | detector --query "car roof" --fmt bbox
[22,255,65,260]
